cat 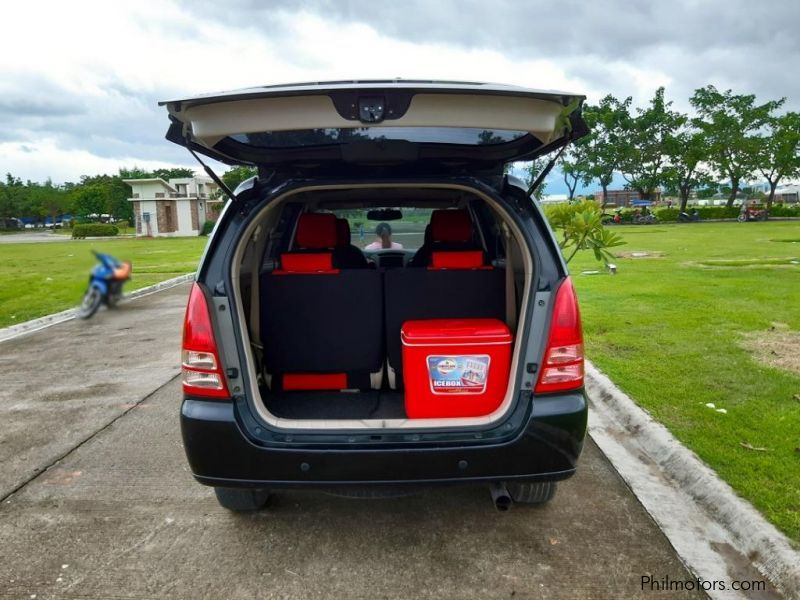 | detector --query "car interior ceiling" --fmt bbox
[236,187,528,421]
